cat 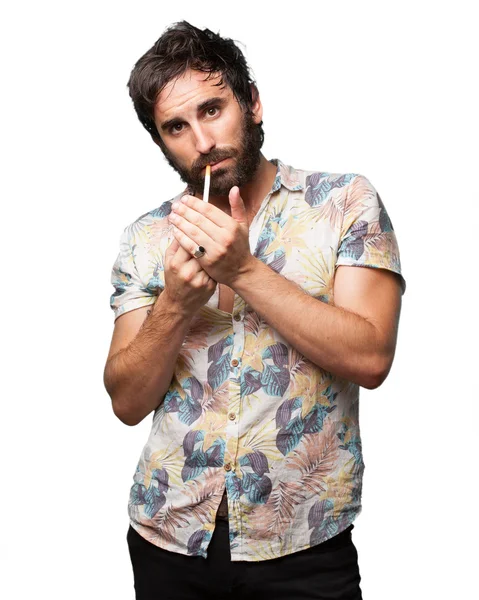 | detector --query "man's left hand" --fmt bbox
[168,186,256,287]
